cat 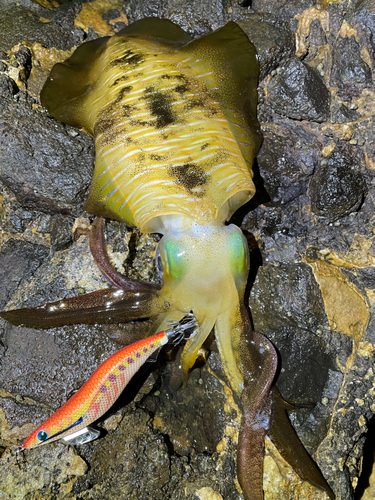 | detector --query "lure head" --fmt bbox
[18,413,86,450]
[18,428,50,450]
[157,218,249,392]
